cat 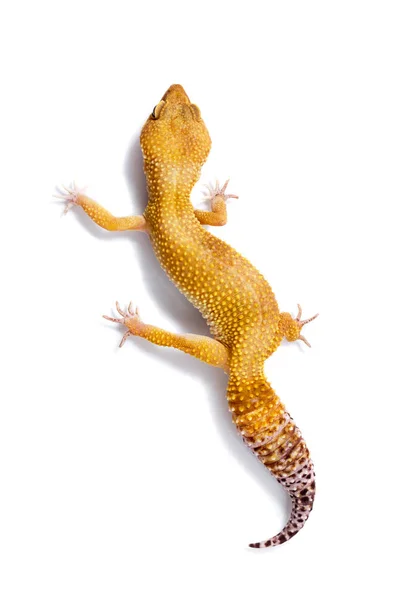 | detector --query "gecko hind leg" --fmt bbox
[280,304,319,348]
[103,302,230,372]
[194,179,238,226]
